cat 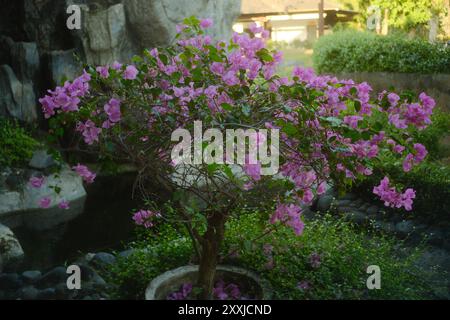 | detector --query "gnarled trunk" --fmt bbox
[197,212,226,299]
